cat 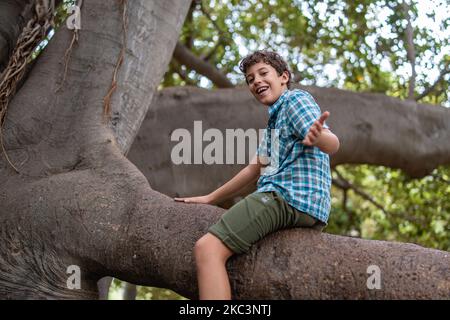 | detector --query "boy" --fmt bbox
[174,50,340,300]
